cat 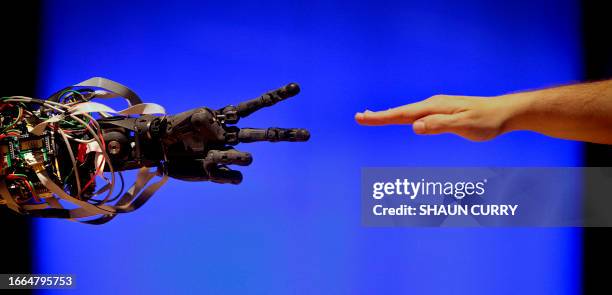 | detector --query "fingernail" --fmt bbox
[365,109,372,113]
[413,121,426,134]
